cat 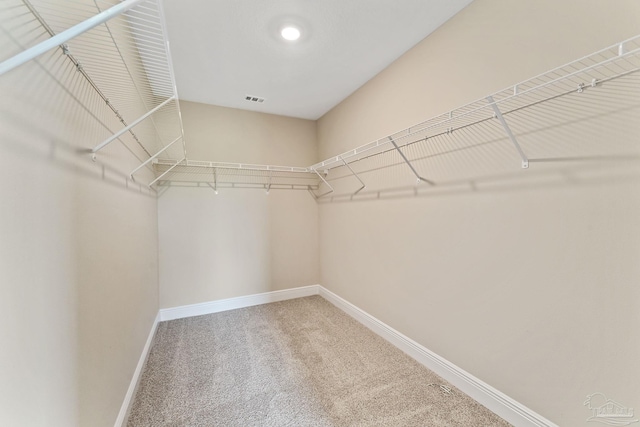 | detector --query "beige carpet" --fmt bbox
[128,296,511,426]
